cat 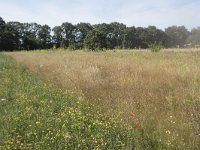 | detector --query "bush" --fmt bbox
[148,42,163,52]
